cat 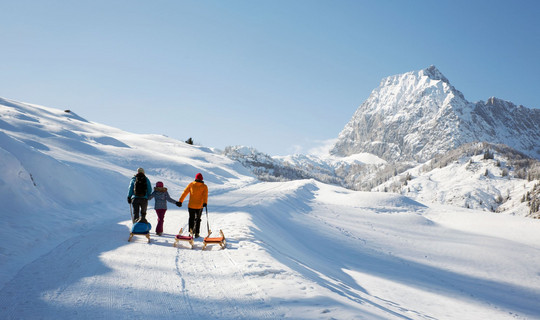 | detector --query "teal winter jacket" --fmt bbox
[127,174,152,199]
